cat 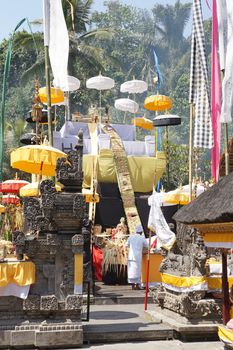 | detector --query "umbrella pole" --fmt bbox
[144,231,151,311]
[224,123,229,175]
[166,126,170,188]
[189,104,194,202]
[222,249,230,324]
[44,45,53,146]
